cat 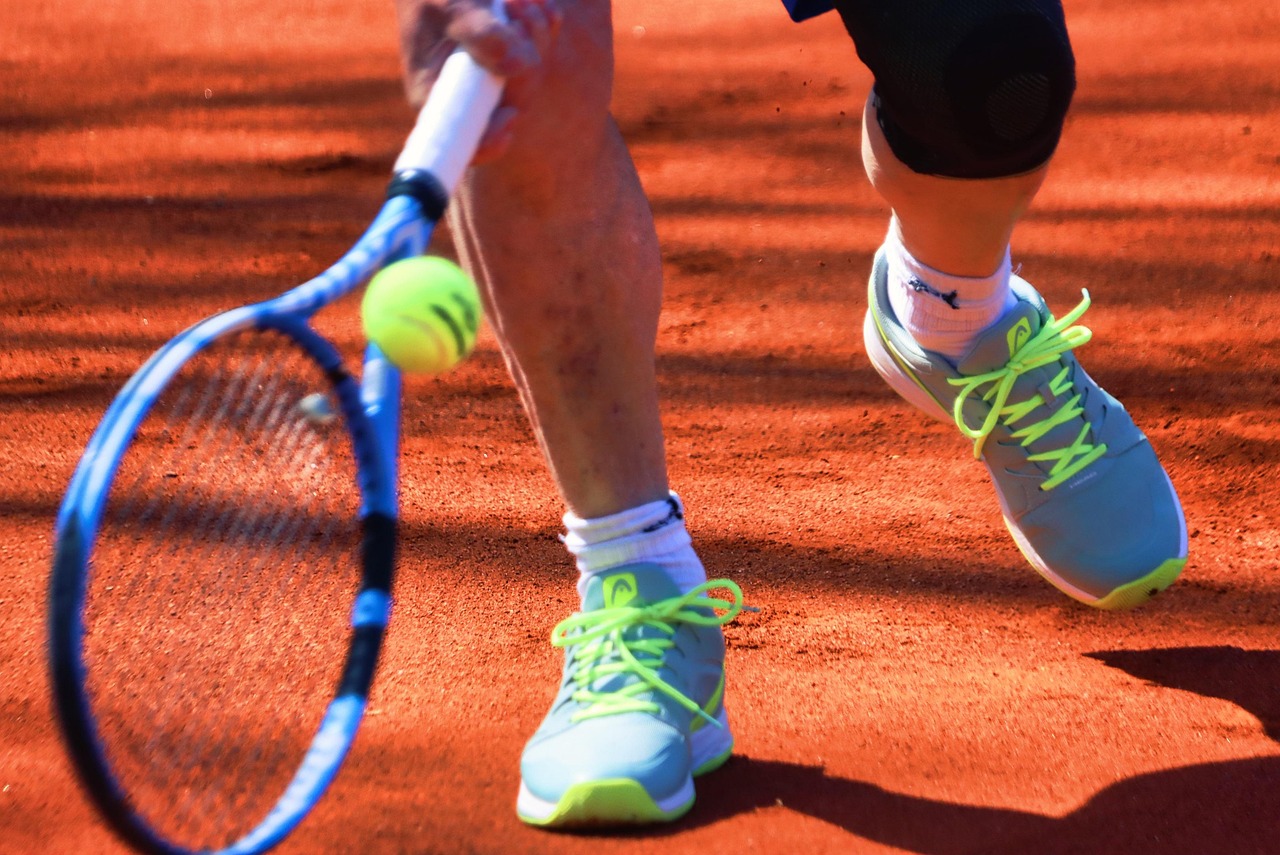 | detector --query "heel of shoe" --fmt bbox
[863,312,952,423]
